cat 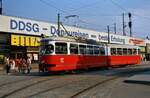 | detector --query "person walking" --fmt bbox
[27,56,31,74]
[22,58,27,74]
[9,58,16,73]
[5,57,10,74]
